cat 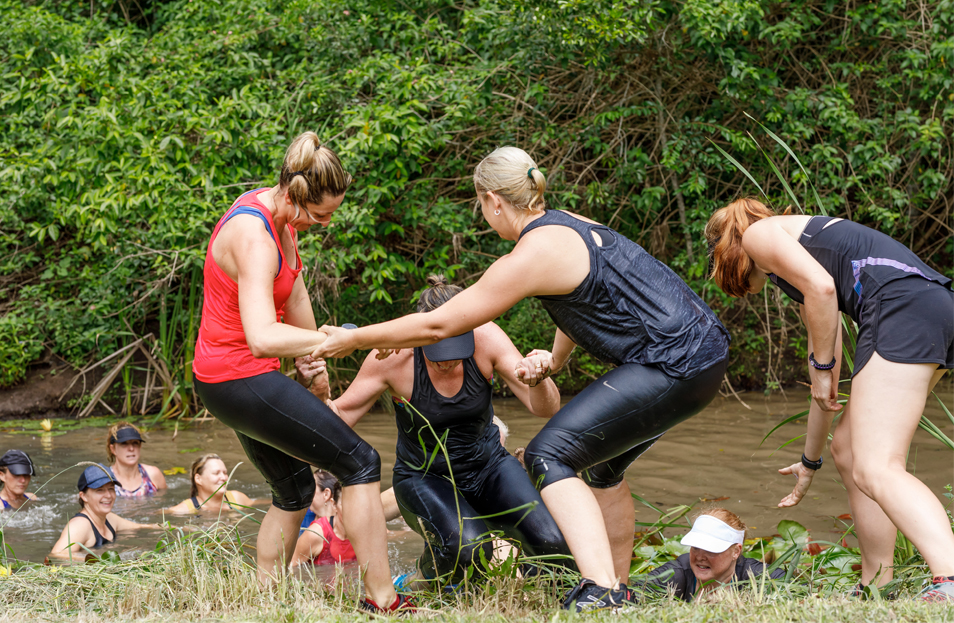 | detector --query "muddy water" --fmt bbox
[2,383,952,570]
